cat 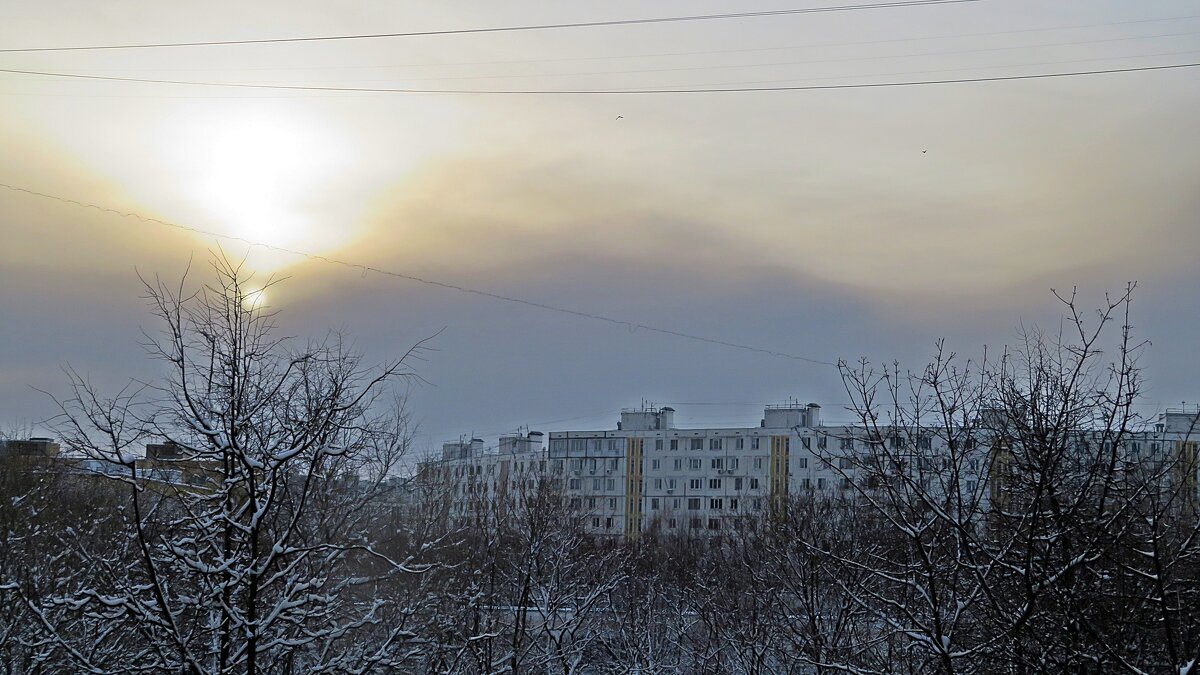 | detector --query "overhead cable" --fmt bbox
[2,61,1197,95]
[0,1,981,53]
[0,182,839,367]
